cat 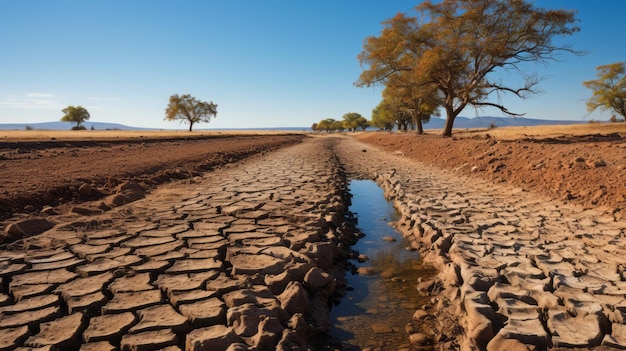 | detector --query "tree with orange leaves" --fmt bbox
[357,0,581,137]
